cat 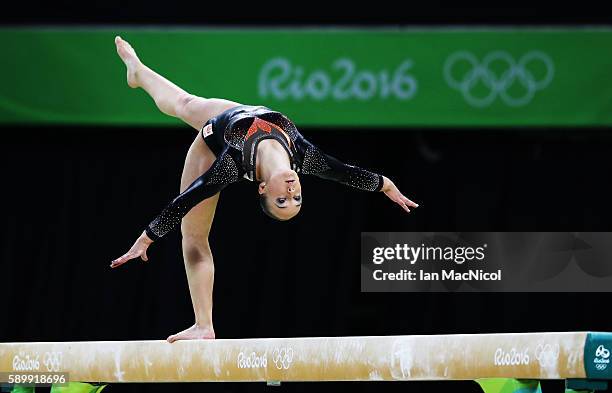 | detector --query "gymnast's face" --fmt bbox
[258,169,302,220]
